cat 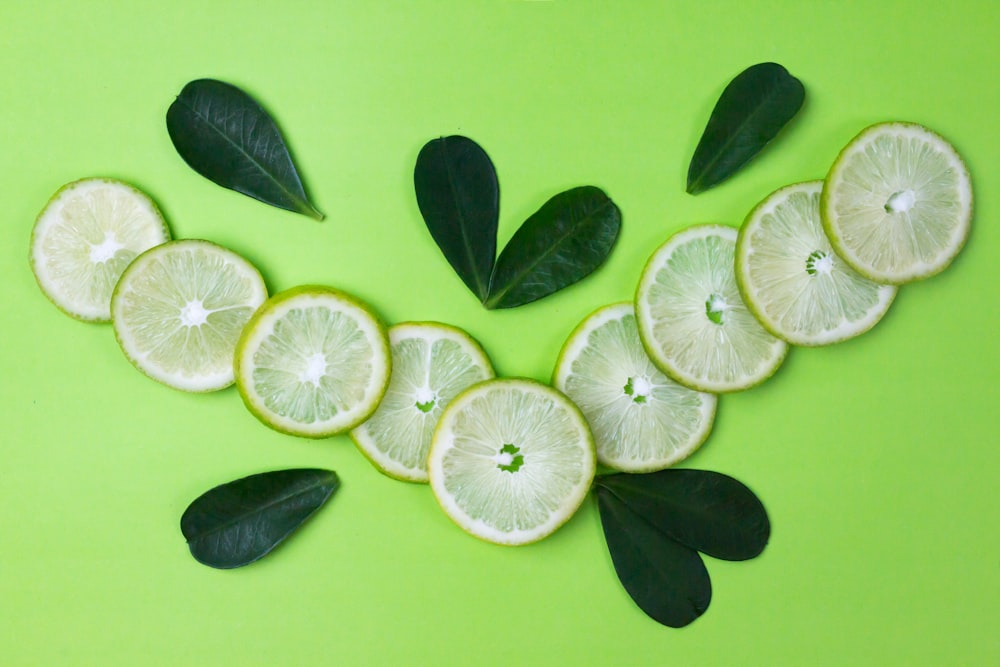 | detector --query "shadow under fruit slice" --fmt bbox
[234,285,391,438]
[111,239,267,392]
